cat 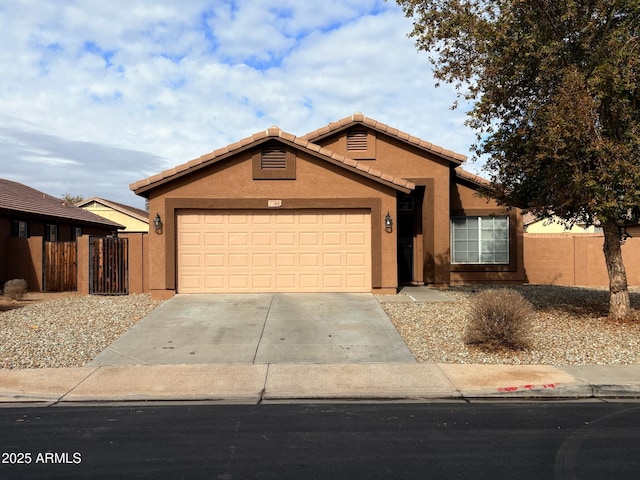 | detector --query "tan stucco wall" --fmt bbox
[523,234,640,286]
[81,202,148,232]
[145,150,399,298]
[119,232,149,294]
[5,237,43,291]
